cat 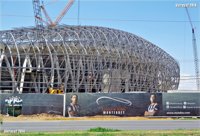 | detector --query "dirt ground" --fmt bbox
[1,113,173,121]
